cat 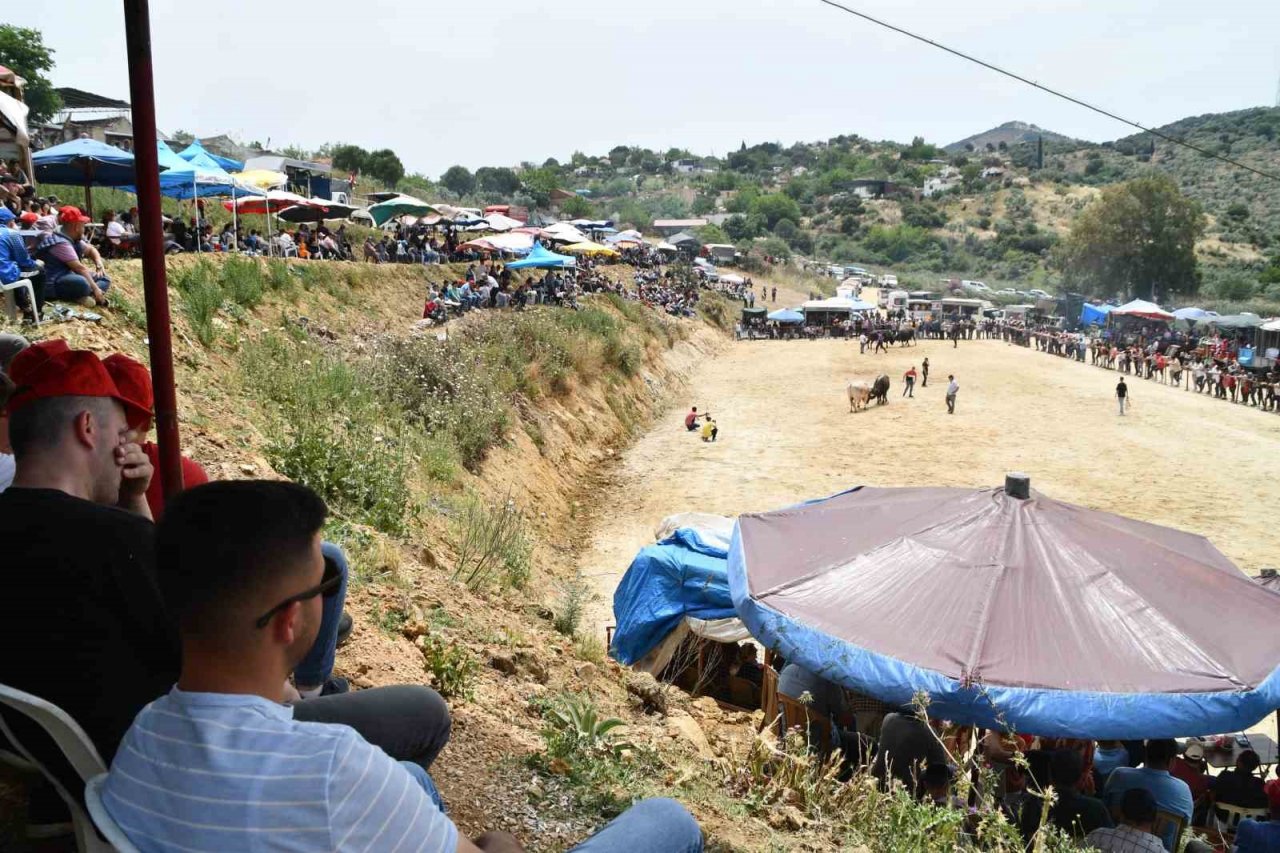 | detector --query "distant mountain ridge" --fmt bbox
[945,121,1077,153]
